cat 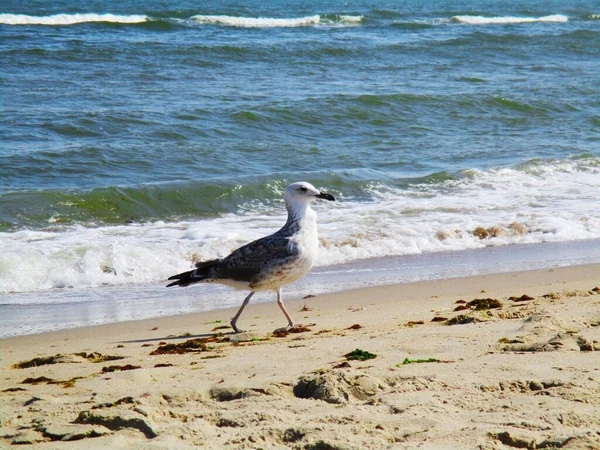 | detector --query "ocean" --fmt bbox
[1,0,599,337]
